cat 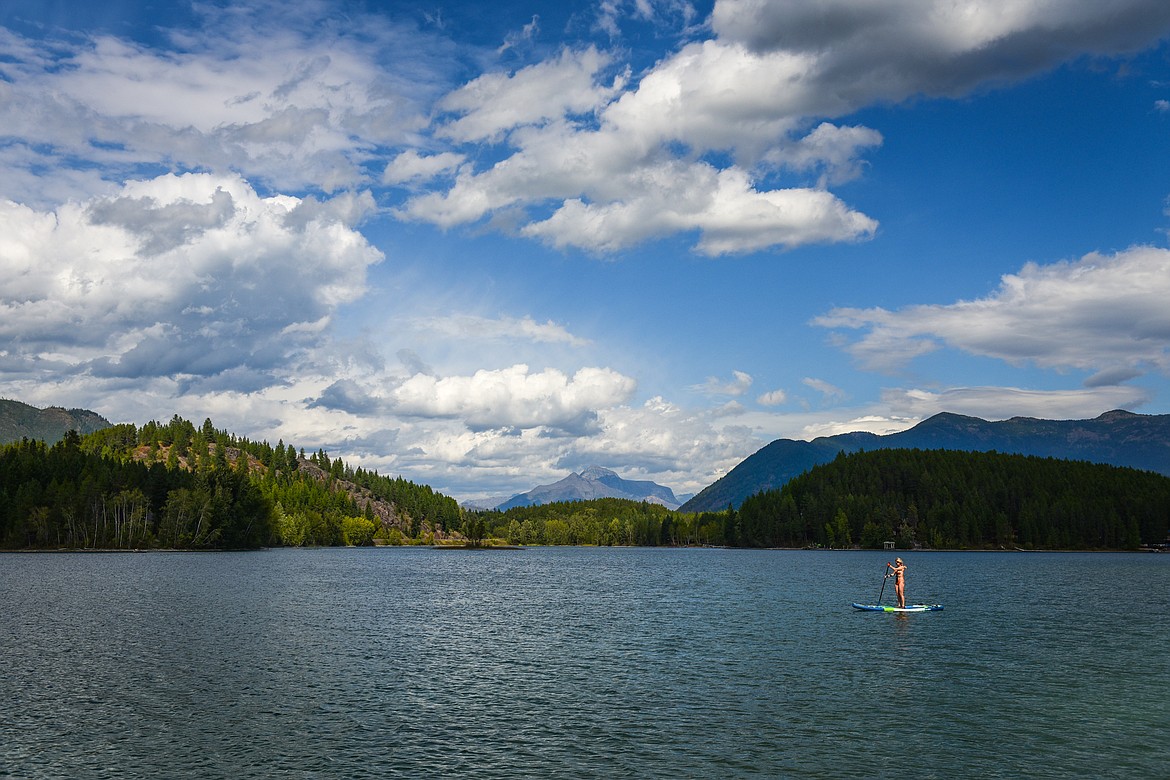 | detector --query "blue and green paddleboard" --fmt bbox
[852,603,943,612]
